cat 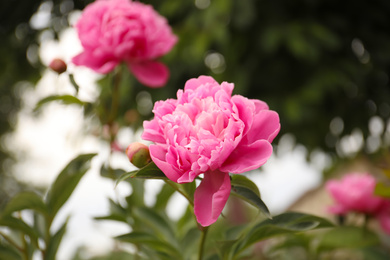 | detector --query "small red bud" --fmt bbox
[49,58,67,74]
[126,143,151,168]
